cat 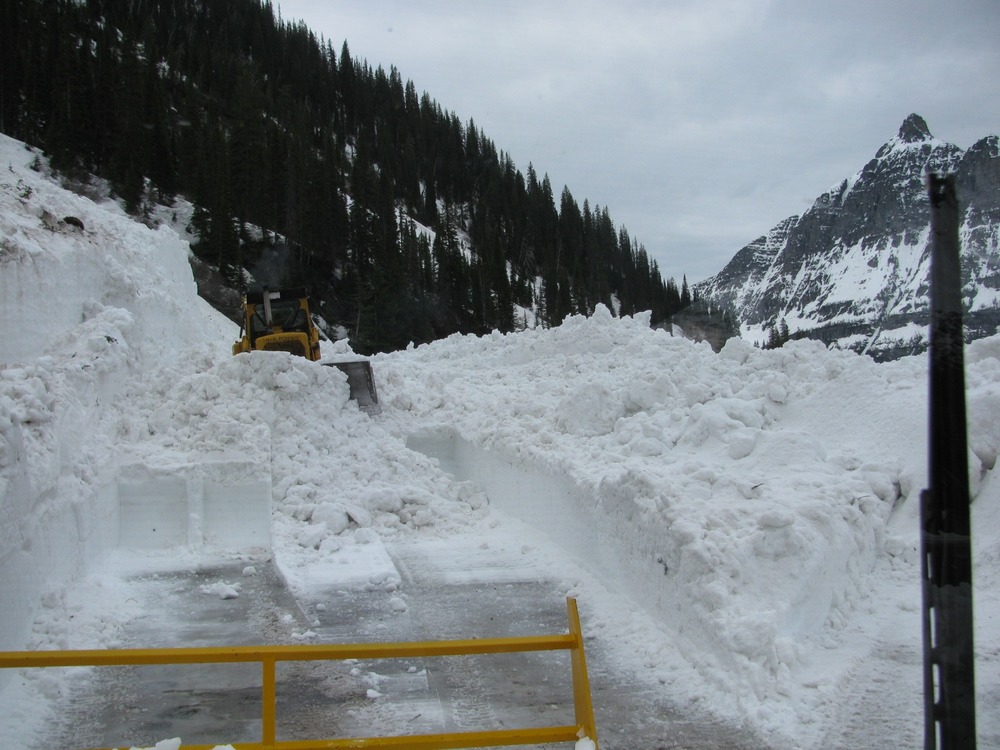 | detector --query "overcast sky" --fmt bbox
[277,0,999,283]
